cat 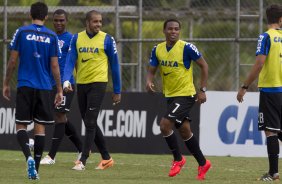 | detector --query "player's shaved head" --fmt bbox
[53,9,68,21]
[86,10,101,22]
